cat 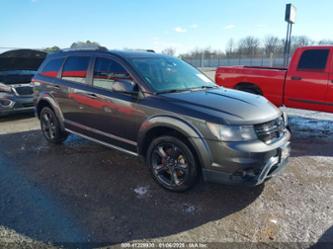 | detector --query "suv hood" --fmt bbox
[0,49,46,85]
[160,87,281,125]
[0,49,46,71]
